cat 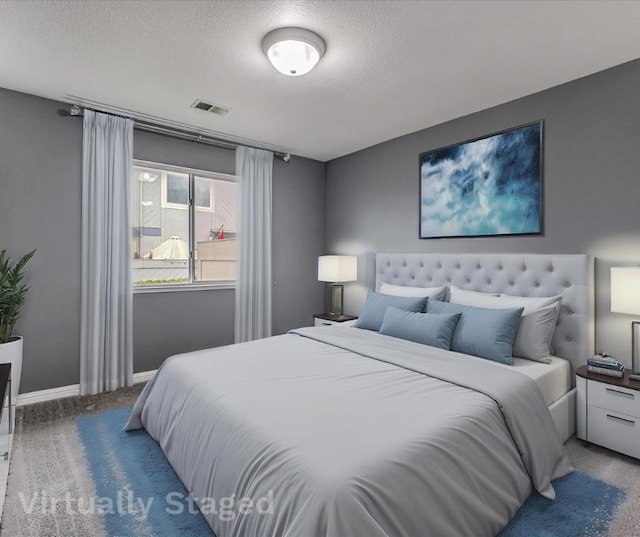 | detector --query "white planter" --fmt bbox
[0,336,22,402]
